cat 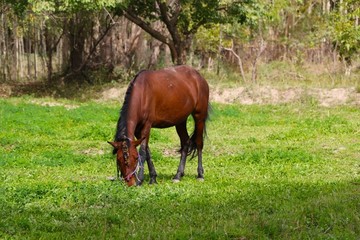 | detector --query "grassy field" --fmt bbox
[0,96,359,239]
